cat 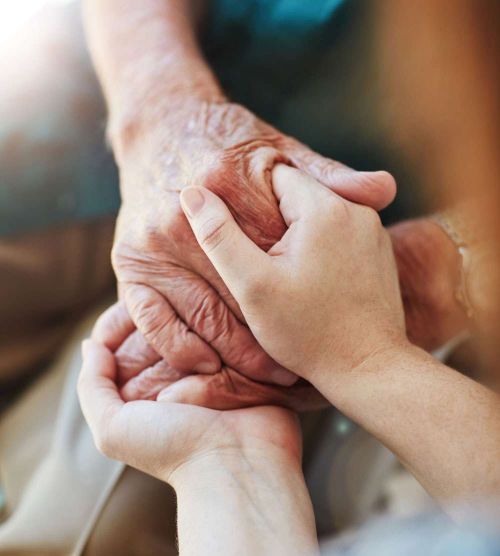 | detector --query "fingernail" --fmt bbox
[81,339,91,357]
[271,367,298,387]
[194,361,219,374]
[181,188,205,218]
